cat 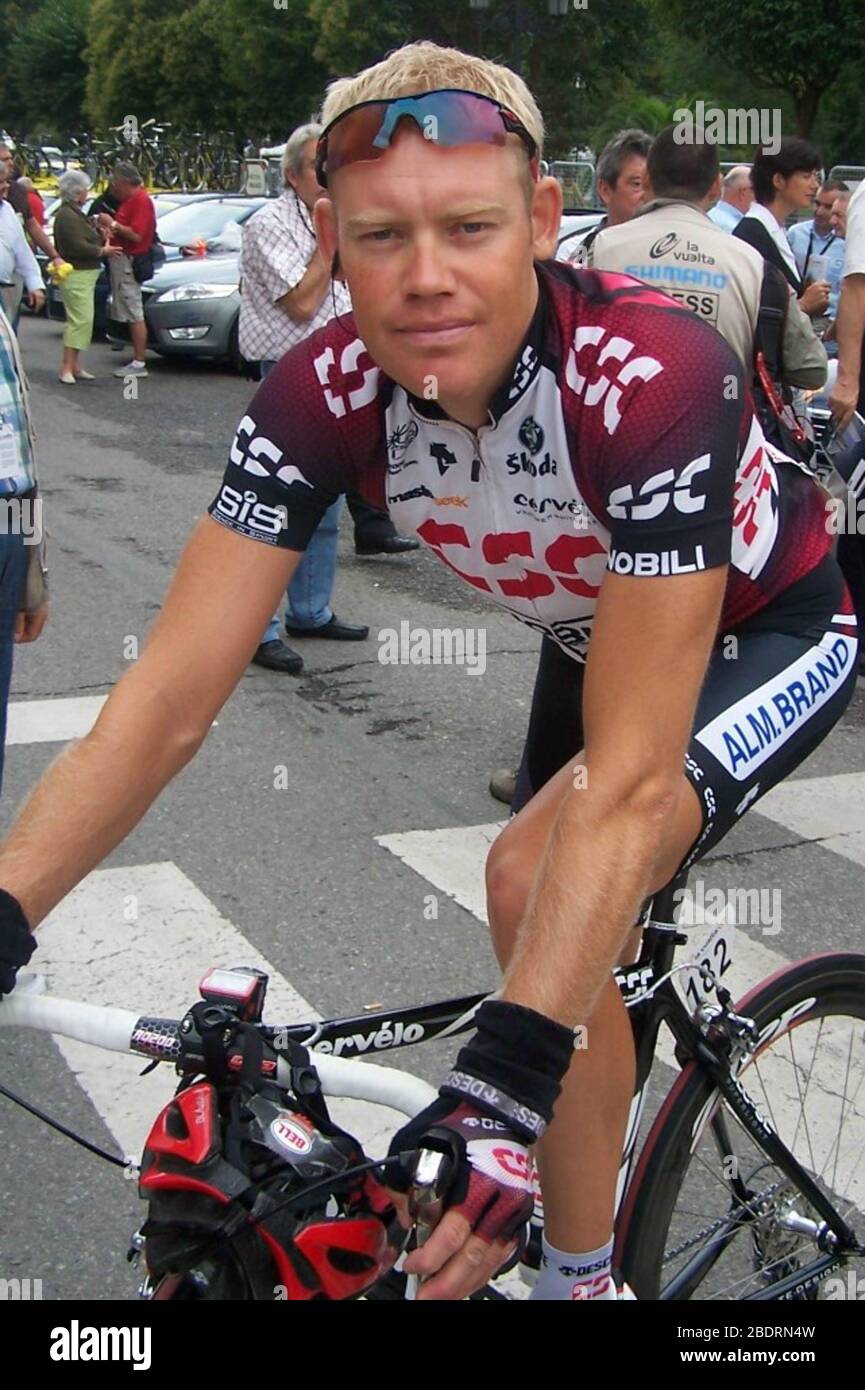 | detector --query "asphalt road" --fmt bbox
[1,314,864,1302]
